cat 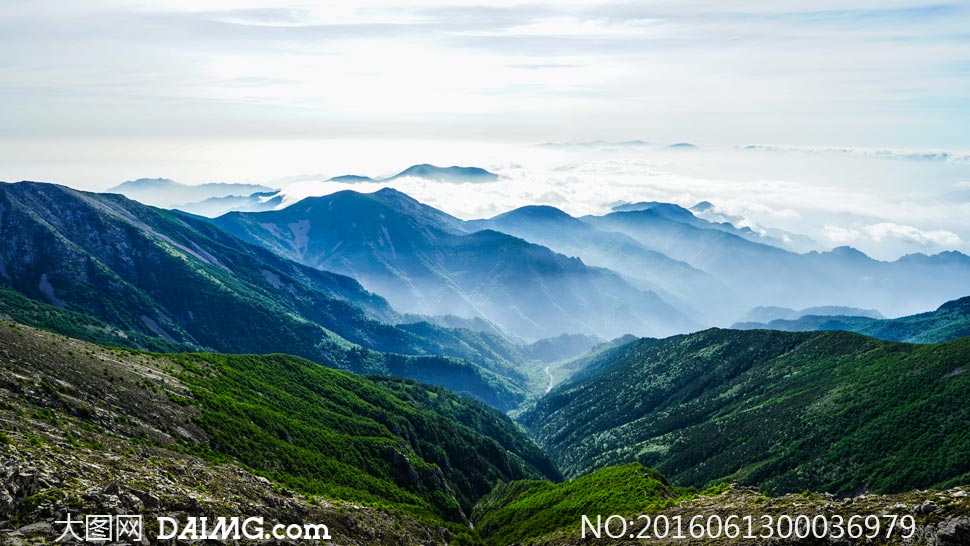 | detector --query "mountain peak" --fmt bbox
[611,201,694,219]
[328,174,375,183]
[691,201,715,212]
[389,164,498,183]
[493,205,573,222]
[826,245,870,260]
[108,177,179,191]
